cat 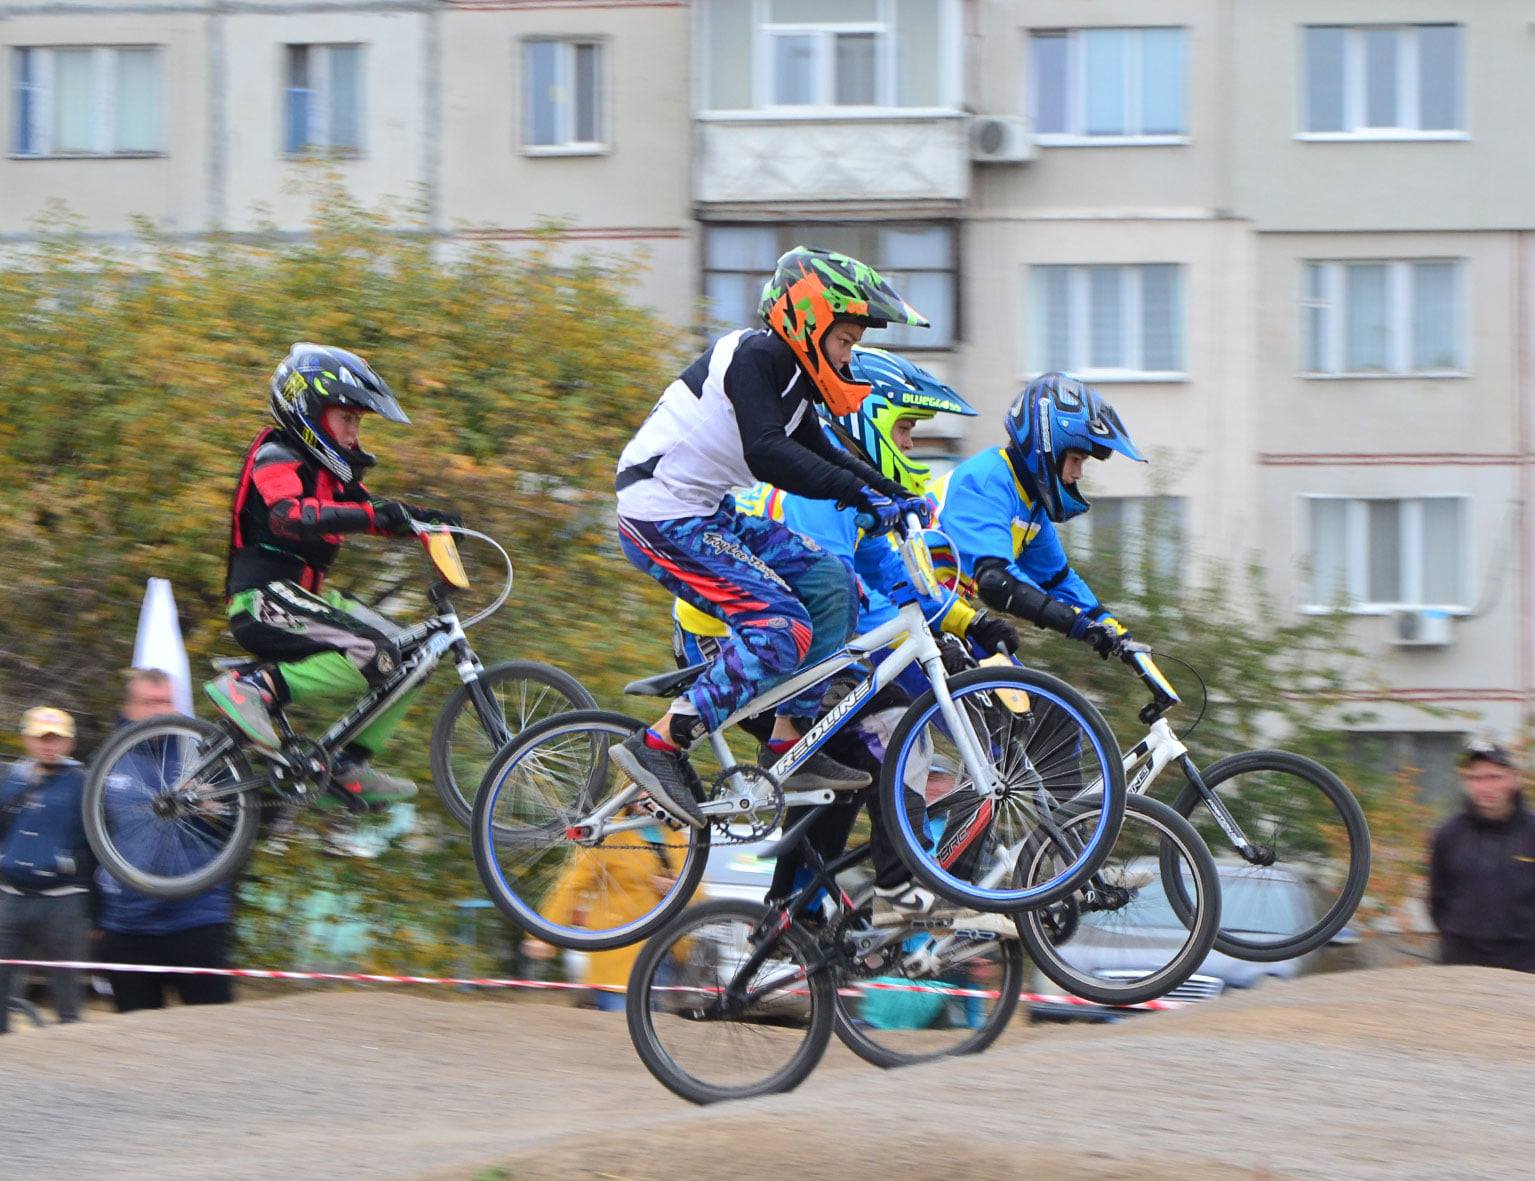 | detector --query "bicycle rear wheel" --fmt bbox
[627,899,835,1105]
[83,717,262,899]
[879,667,1126,912]
[471,710,709,951]
[1168,749,1371,962]
[430,660,597,829]
[1017,794,1221,1006]
[832,918,1023,1068]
